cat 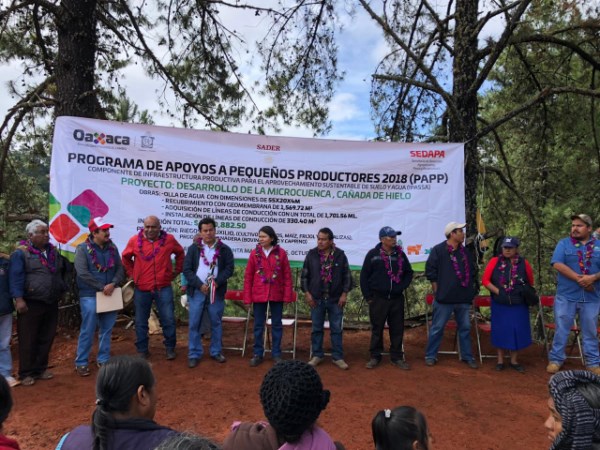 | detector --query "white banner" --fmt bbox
[49,116,465,267]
